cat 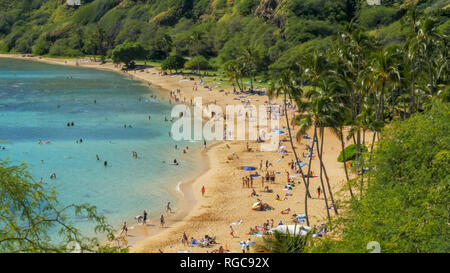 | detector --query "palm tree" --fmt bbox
[256,226,310,253]
[189,31,203,75]
[269,70,311,225]
[369,48,401,124]
[417,17,441,96]
[295,86,343,221]
[241,46,259,92]
[224,60,245,92]
[402,6,421,114]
